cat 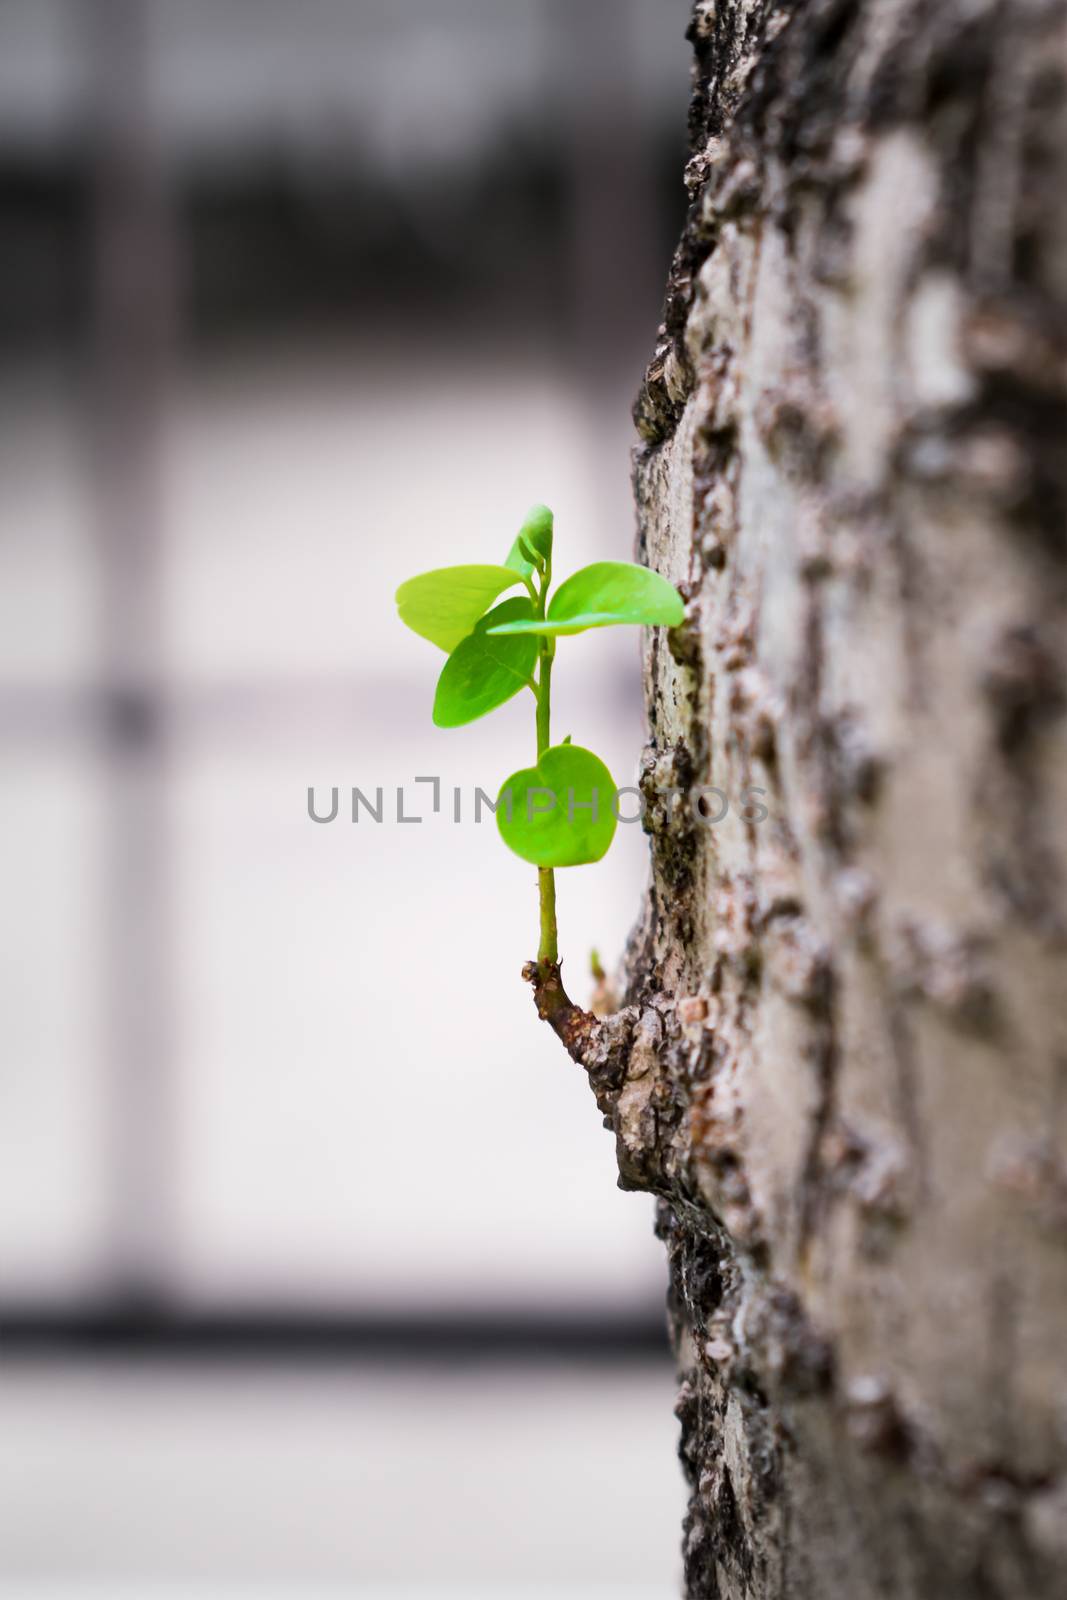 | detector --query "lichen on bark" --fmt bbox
[530,2,1067,1595]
